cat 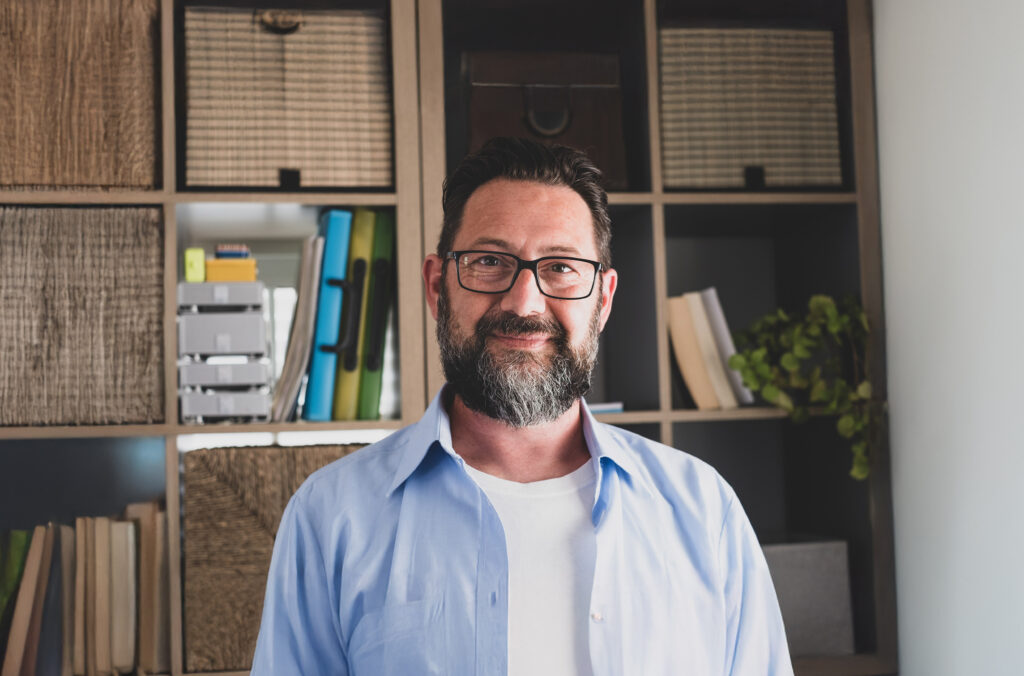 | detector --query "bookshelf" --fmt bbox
[0,0,896,674]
